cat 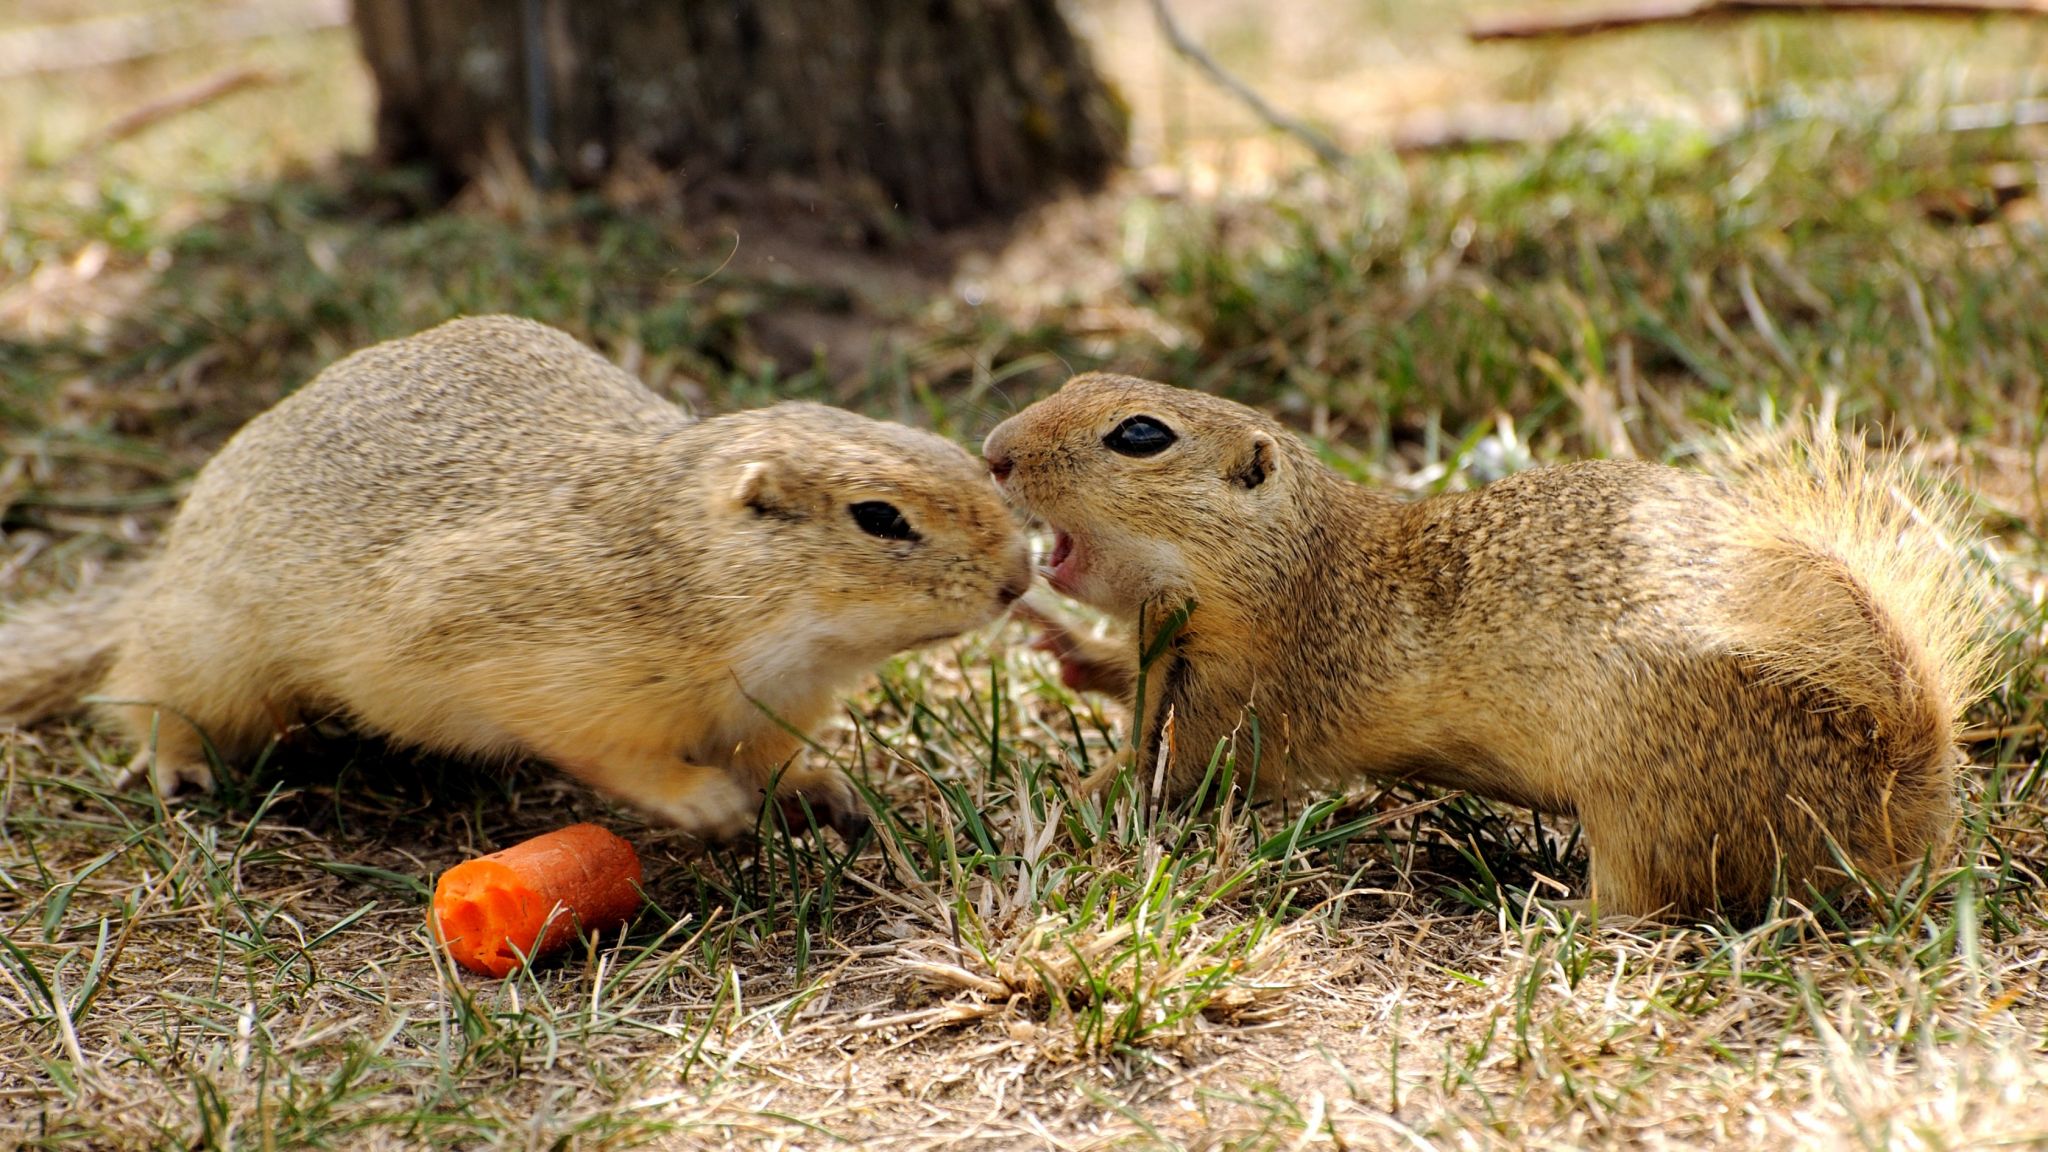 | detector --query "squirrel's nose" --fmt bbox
[985,452,1013,482]
[998,549,1033,604]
